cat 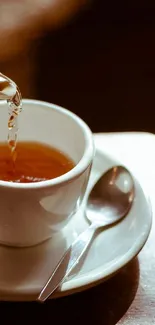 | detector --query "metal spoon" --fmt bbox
[38,165,135,302]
